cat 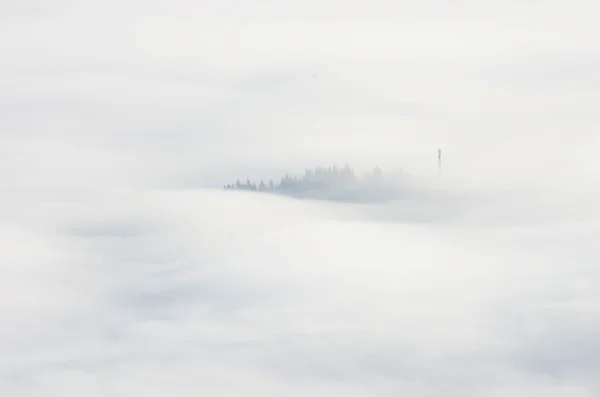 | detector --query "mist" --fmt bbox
[2,0,600,395]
